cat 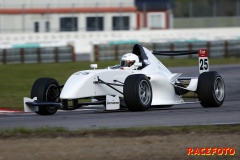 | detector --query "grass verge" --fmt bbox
[1,125,240,138]
[1,58,240,110]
